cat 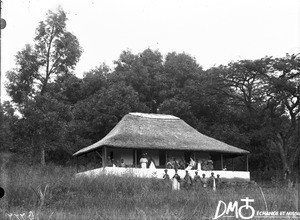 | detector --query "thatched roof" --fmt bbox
[73,112,250,156]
